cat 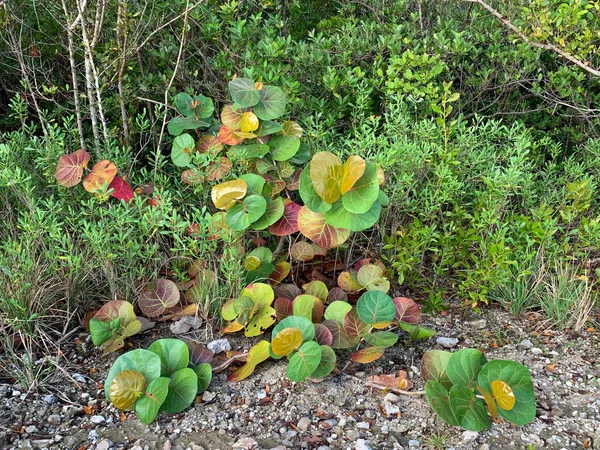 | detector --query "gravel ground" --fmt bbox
[1,306,599,450]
